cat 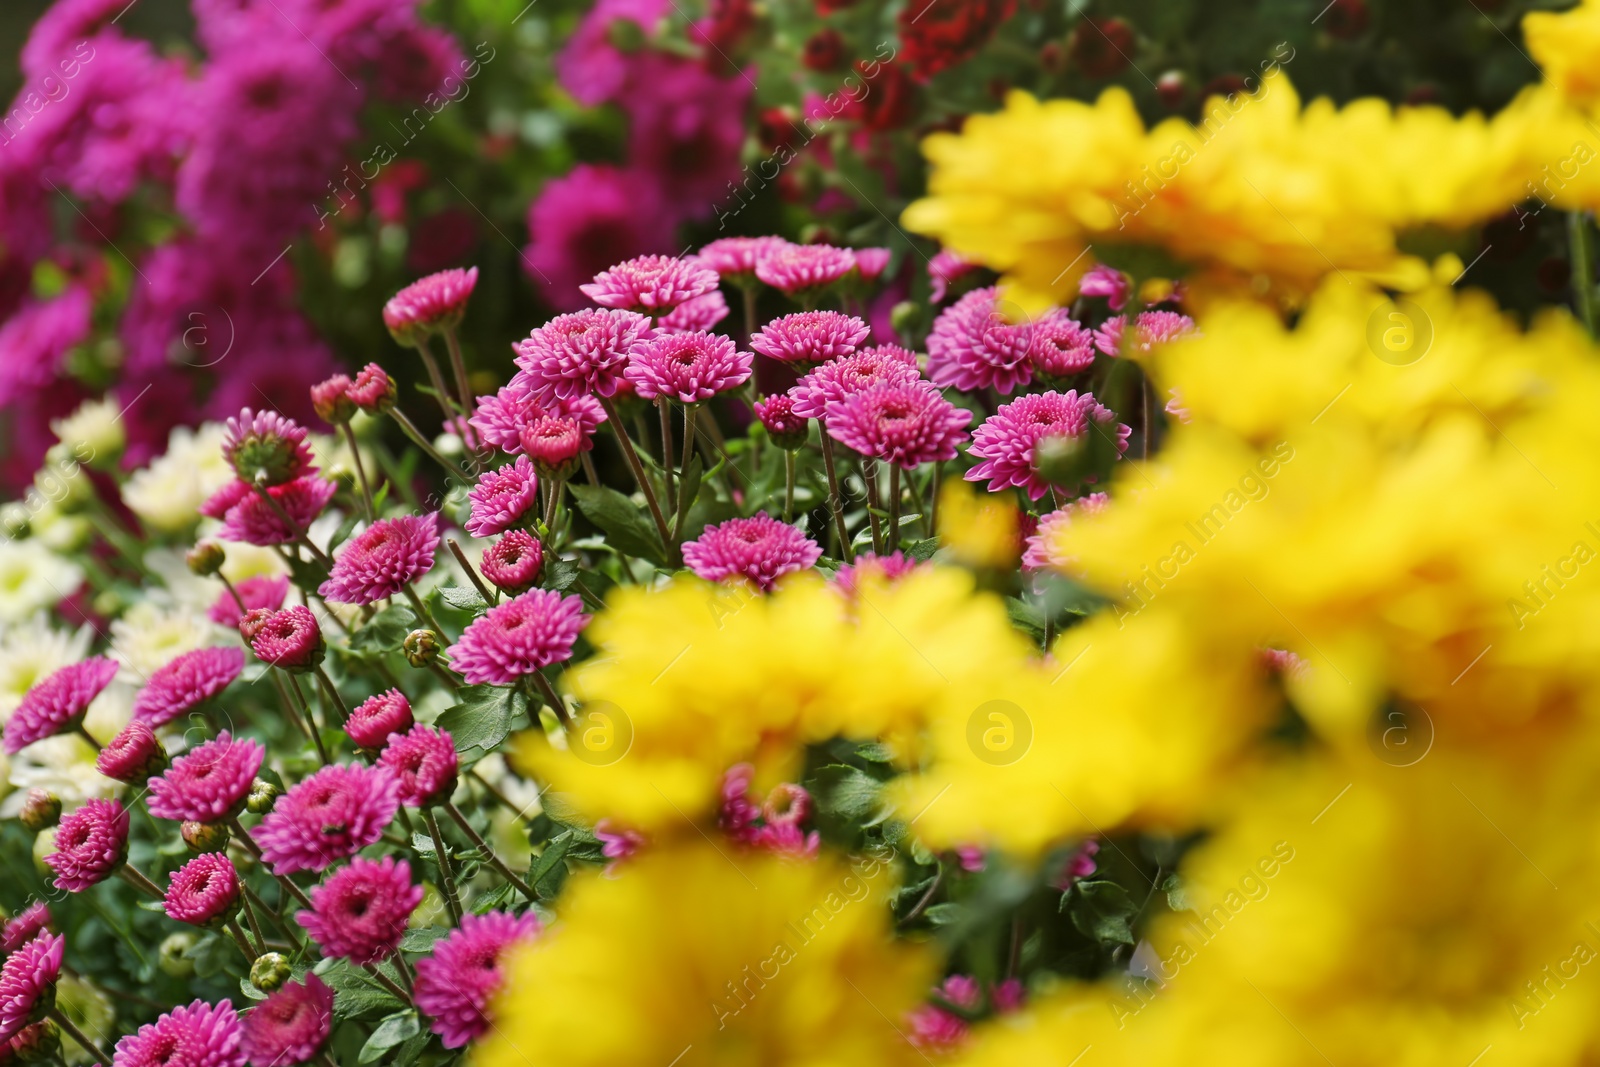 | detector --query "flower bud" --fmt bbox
[311,375,357,424]
[238,607,274,642]
[889,300,921,339]
[158,932,198,977]
[247,606,325,672]
[753,395,809,452]
[347,363,397,413]
[404,629,441,668]
[10,1020,61,1063]
[96,720,168,786]
[19,789,61,832]
[250,952,293,993]
[187,541,226,576]
[246,779,281,815]
[182,820,231,854]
